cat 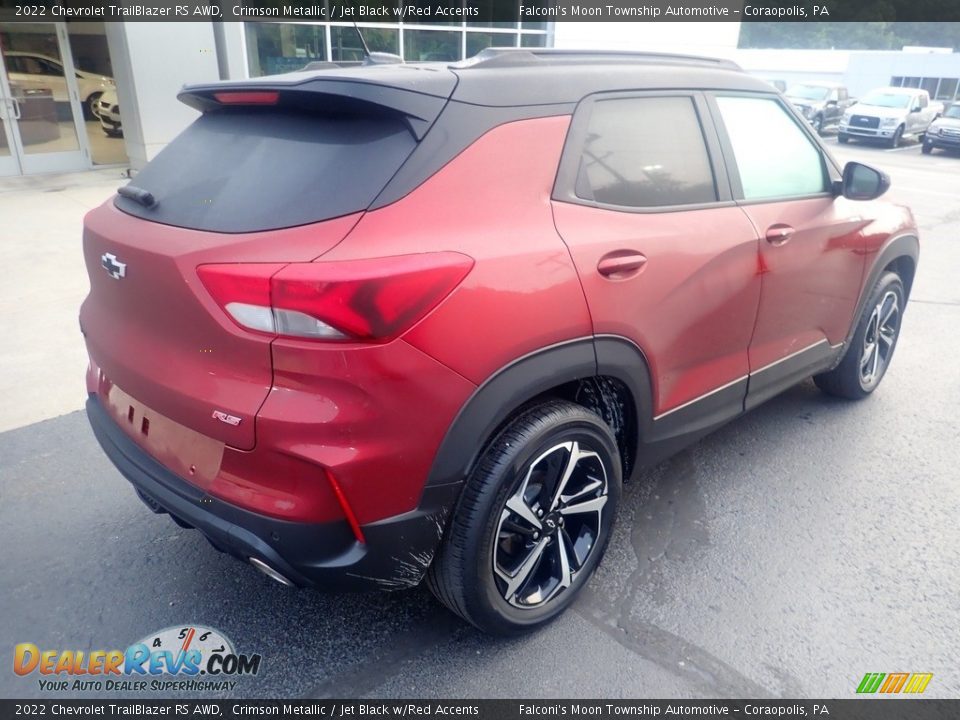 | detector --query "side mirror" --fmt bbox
[838,162,890,201]
[826,99,838,106]
[911,104,921,113]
